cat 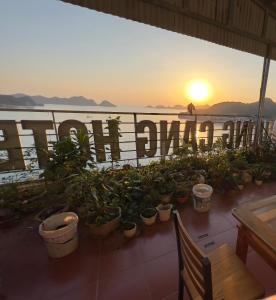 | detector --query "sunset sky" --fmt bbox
[0,0,275,107]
